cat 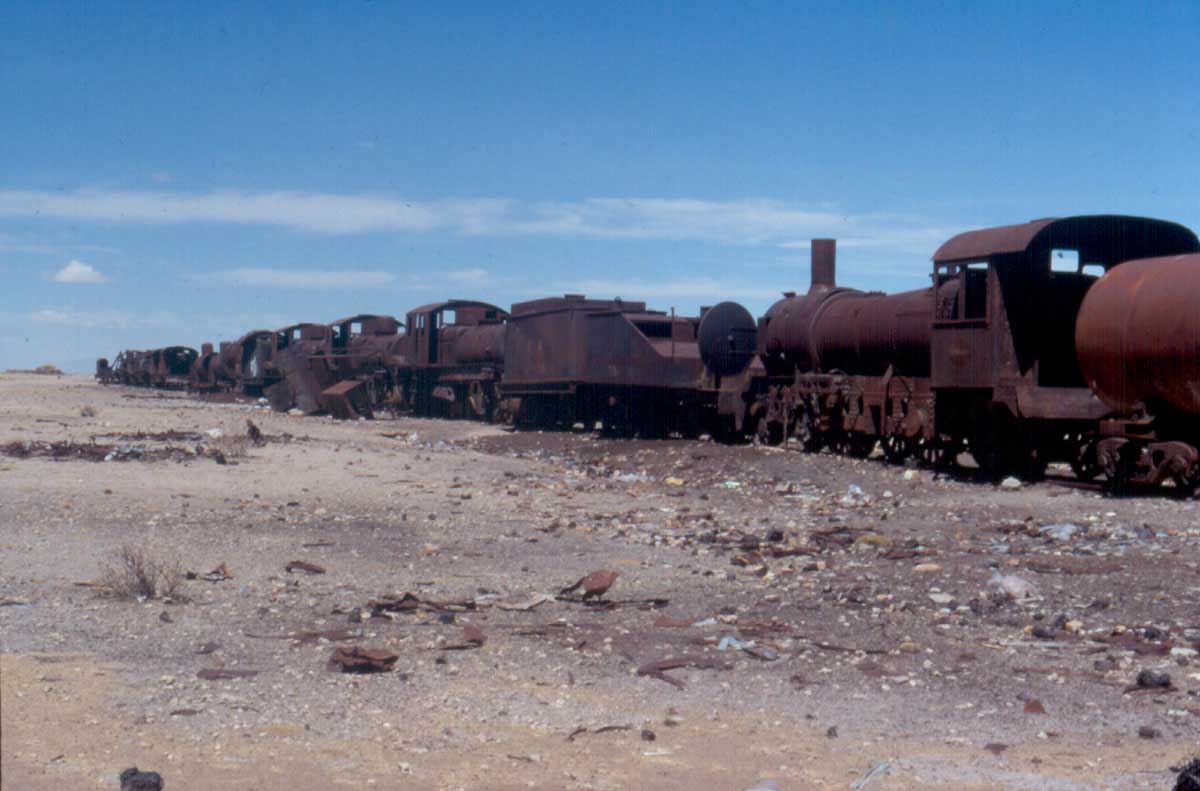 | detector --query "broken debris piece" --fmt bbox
[327,645,399,673]
[196,668,258,681]
[284,560,326,575]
